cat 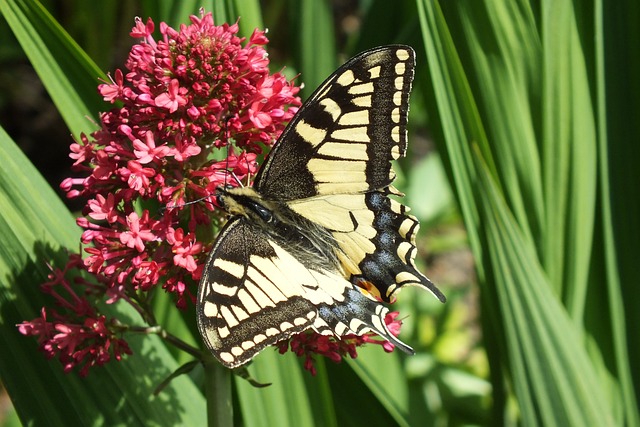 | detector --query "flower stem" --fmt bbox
[203,353,233,427]
[127,325,203,358]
